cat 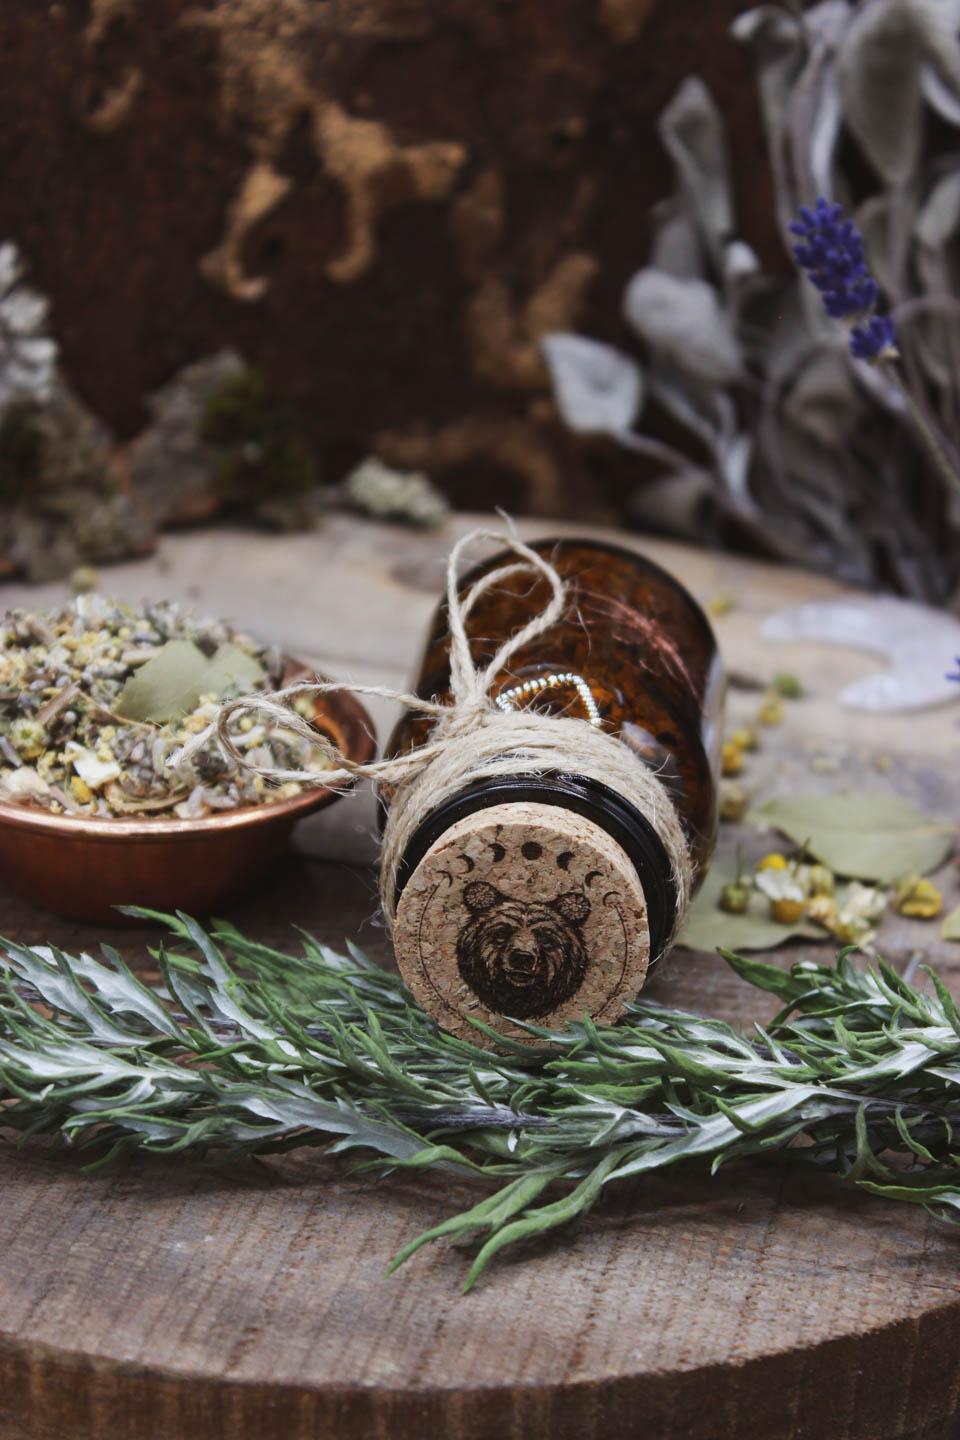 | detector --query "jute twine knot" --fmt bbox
[176,529,693,934]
